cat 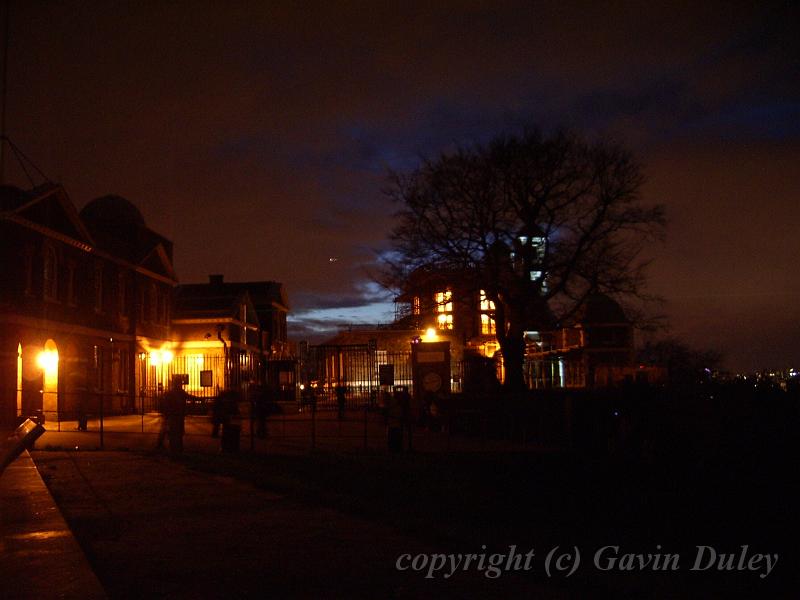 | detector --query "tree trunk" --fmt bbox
[496,299,526,392]
[499,333,526,392]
